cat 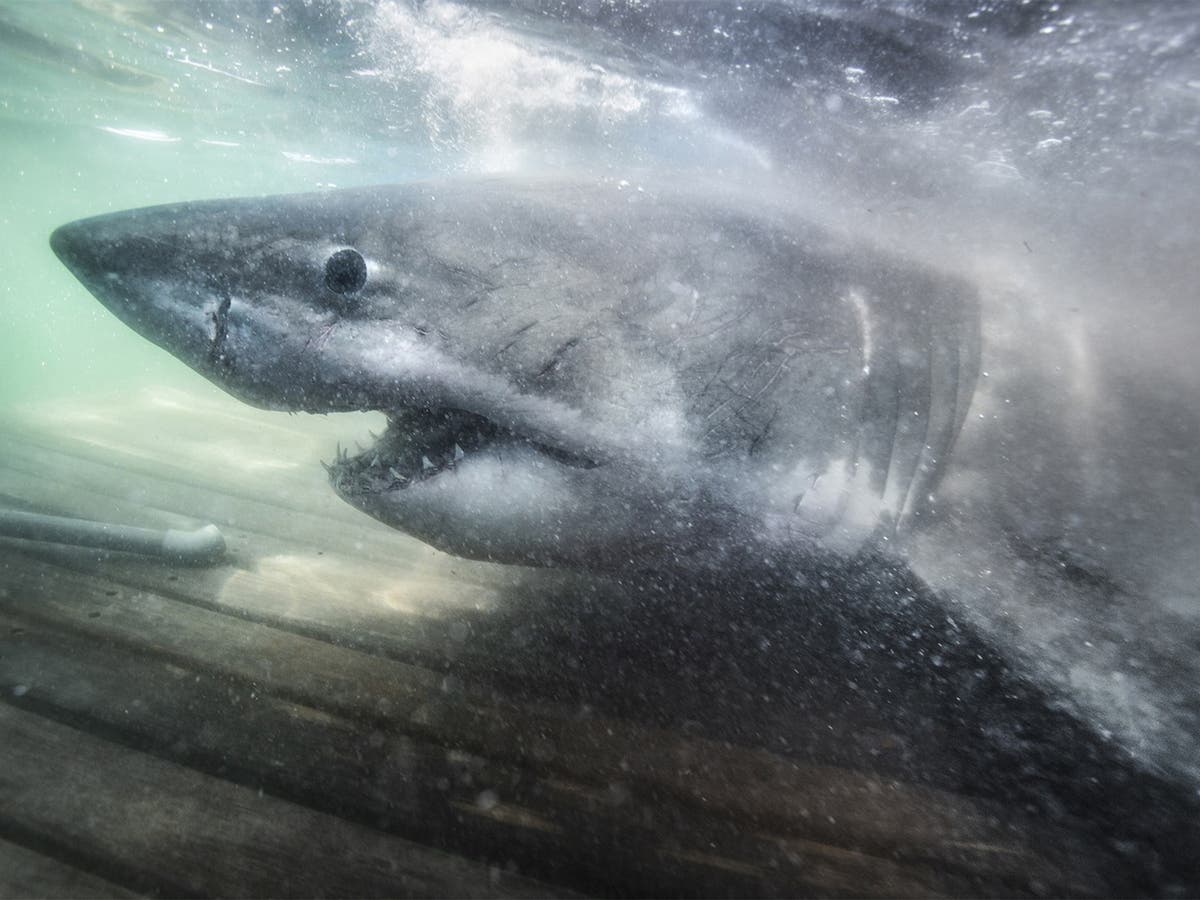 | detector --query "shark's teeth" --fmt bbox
[325,405,598,498]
